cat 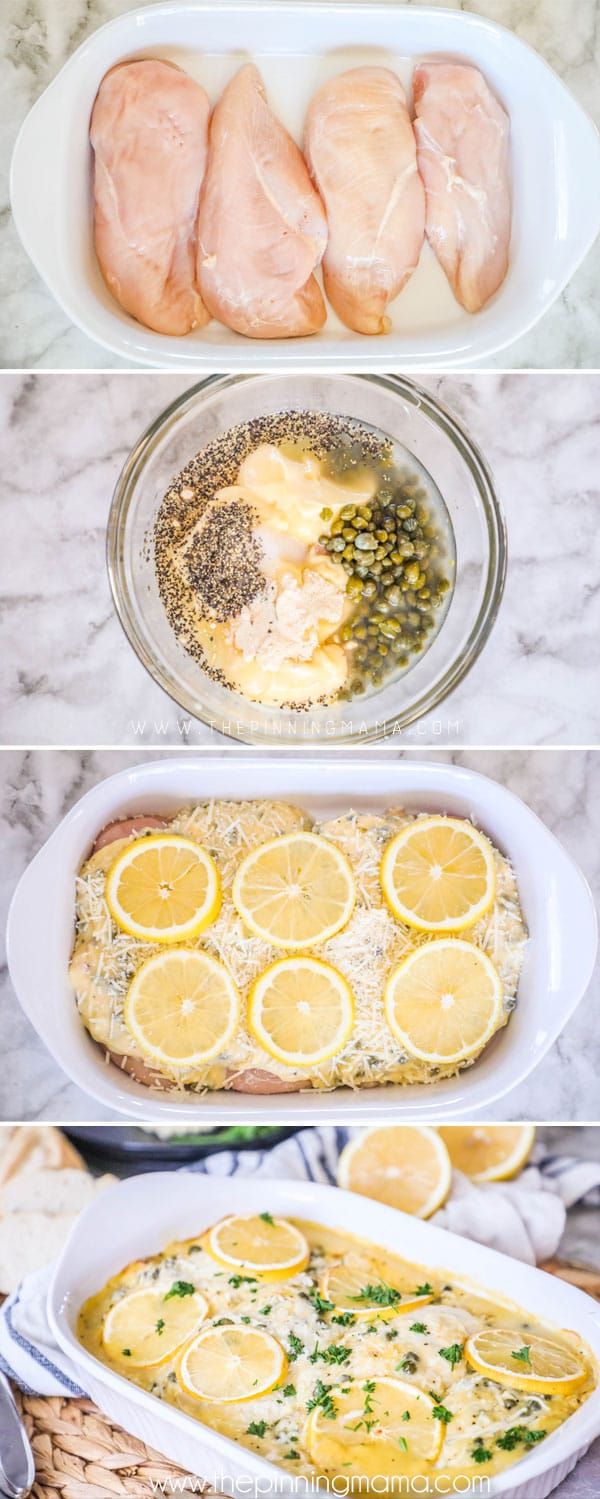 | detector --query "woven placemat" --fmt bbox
[11,1264,599,1497]
[13,1391,212,1499]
